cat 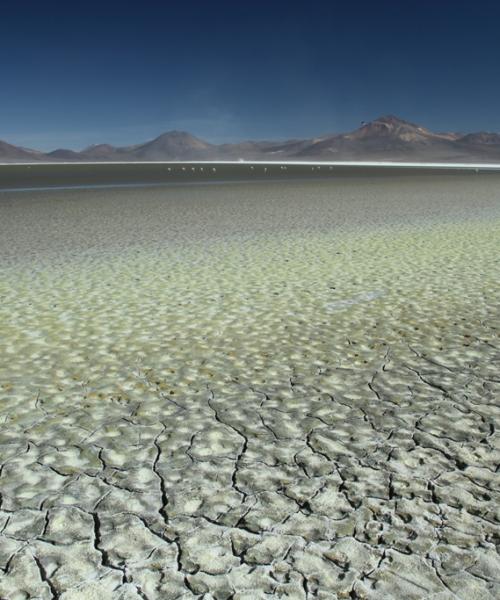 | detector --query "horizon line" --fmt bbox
[2,160,500,169]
